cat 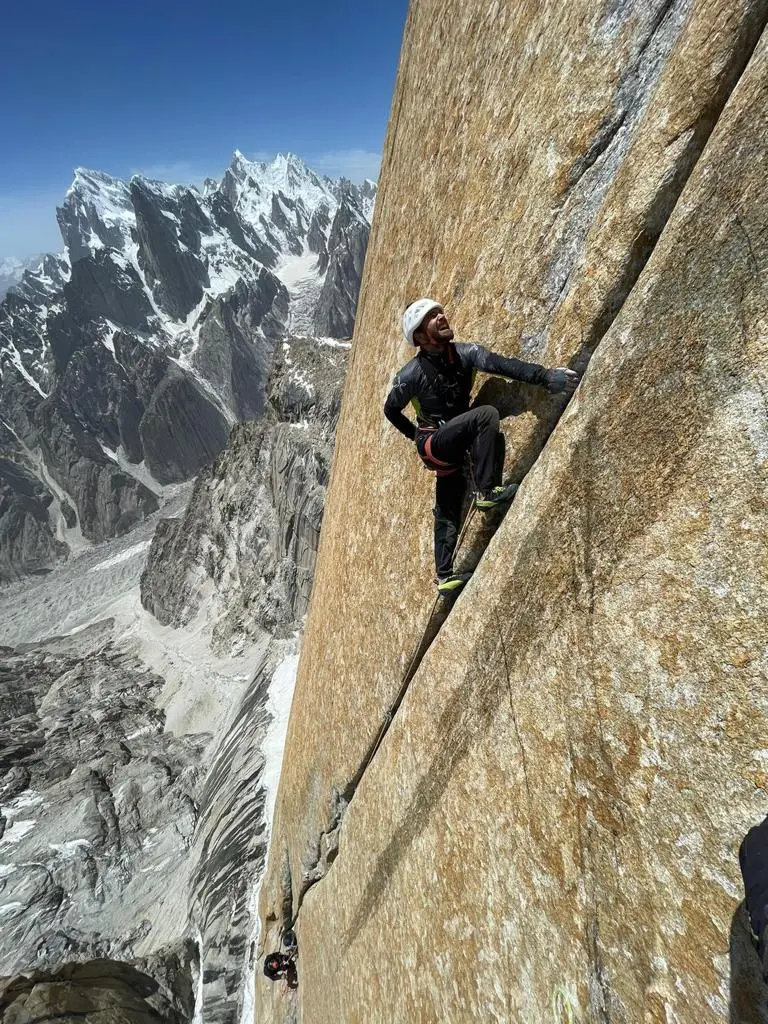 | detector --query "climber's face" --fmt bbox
[415,307,454,349]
